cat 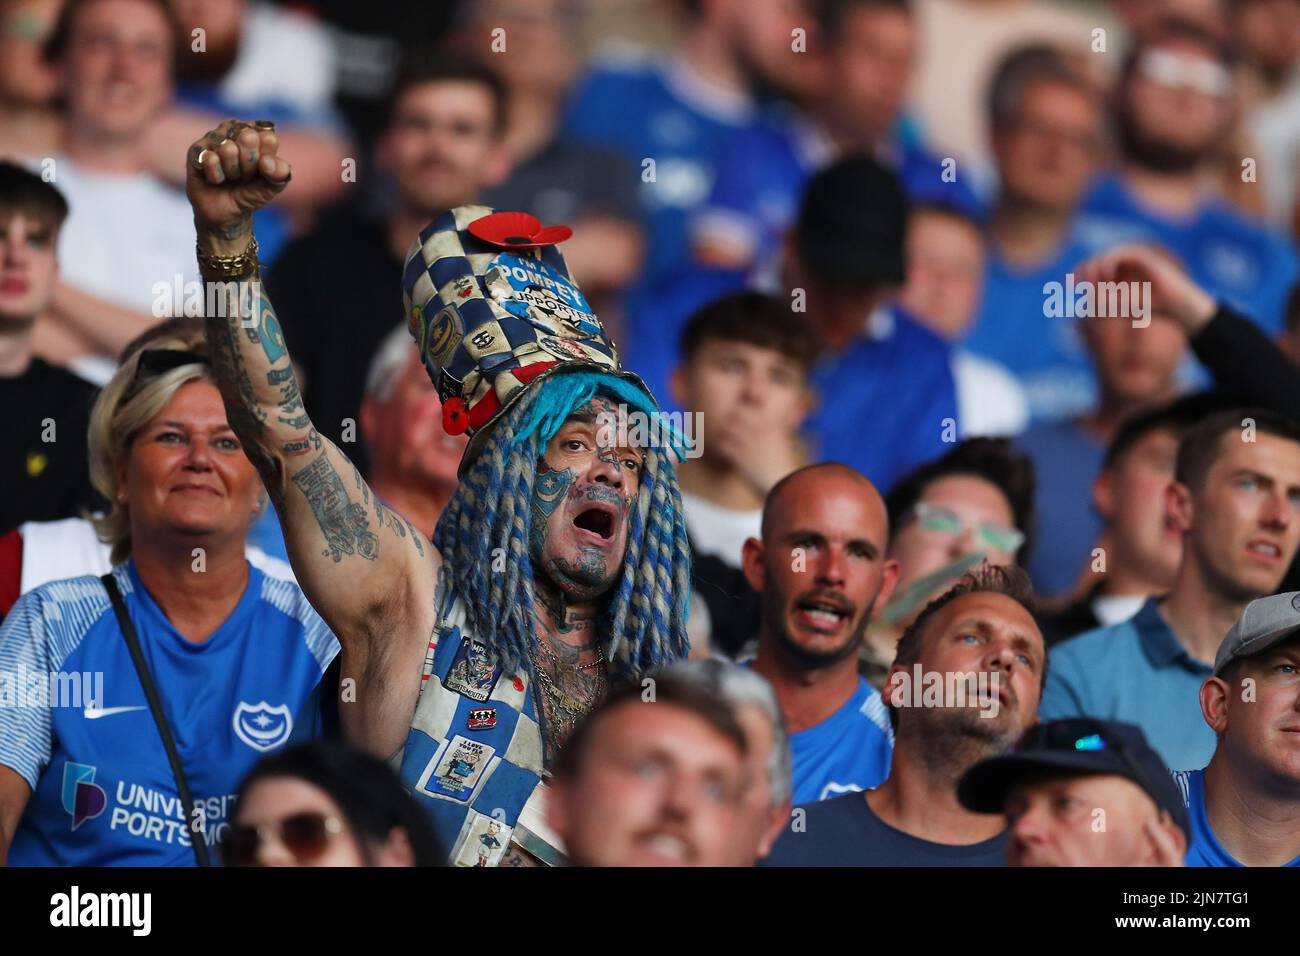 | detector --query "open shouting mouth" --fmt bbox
[793,591,854,633]
[572,502,618,543]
